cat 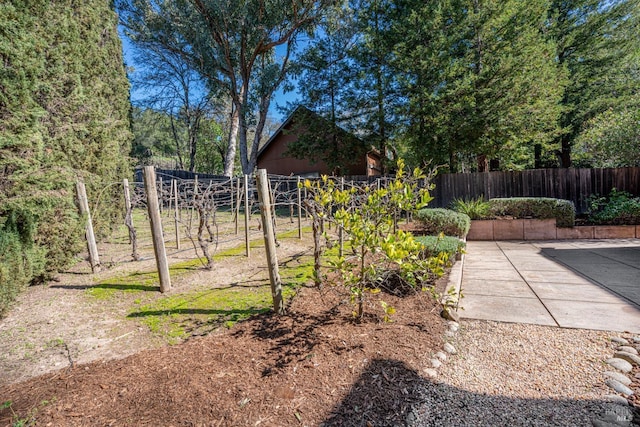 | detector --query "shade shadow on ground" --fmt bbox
[540,245,640,308]
[323,358,636,427]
